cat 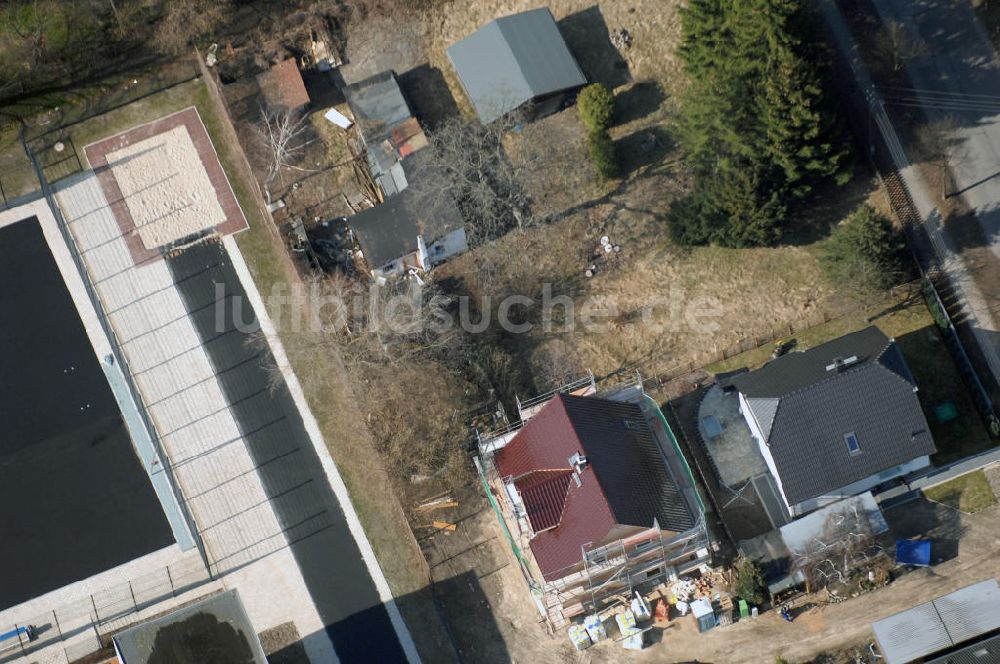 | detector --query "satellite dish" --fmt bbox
[600,235,610,246]
[604,244,613,253]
